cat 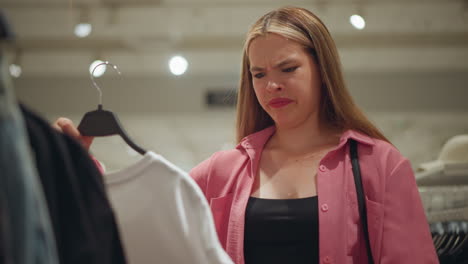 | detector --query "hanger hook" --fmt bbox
[90,61,122,108]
